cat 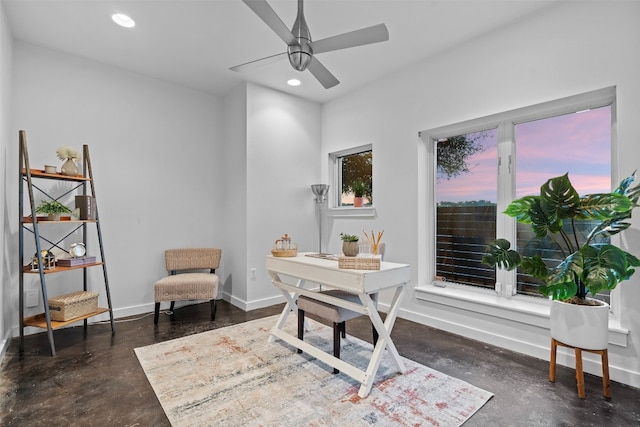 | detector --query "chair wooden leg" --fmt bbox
[297,309,305,354]
[333,322,342,374]
[372,322,379,346]
[154,302,160,325]
[549,338,557,382]
[575,348,585,399]
[210,299,216,321]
